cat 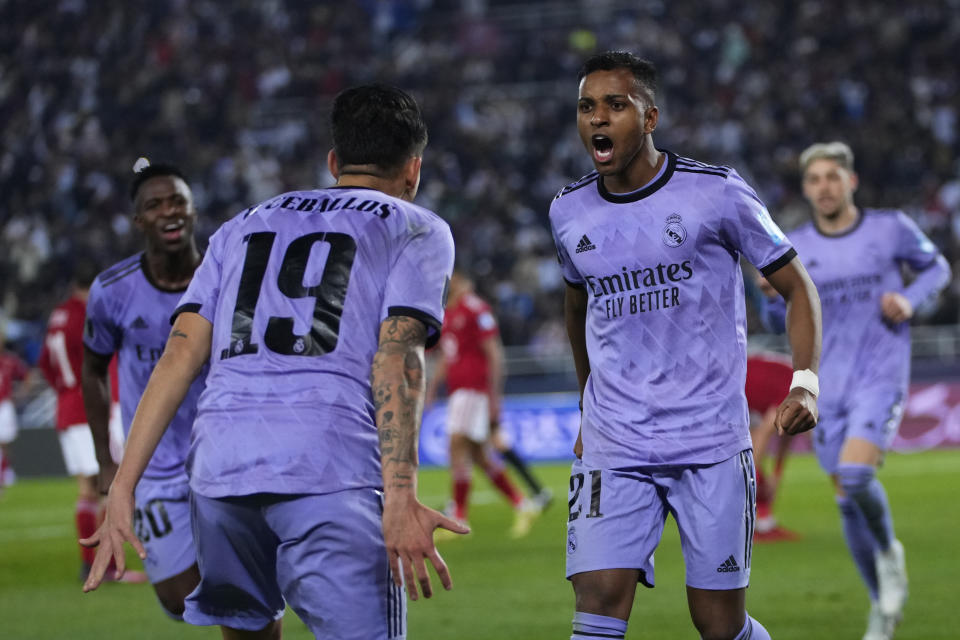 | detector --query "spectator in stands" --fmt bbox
[0,1,957,352]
